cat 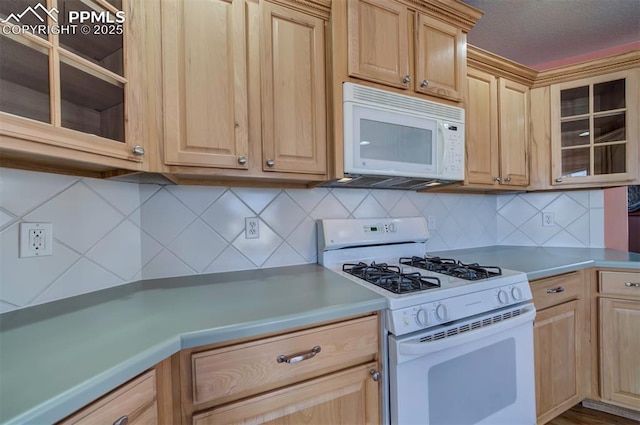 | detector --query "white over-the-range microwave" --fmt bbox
[333,82,465,190]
